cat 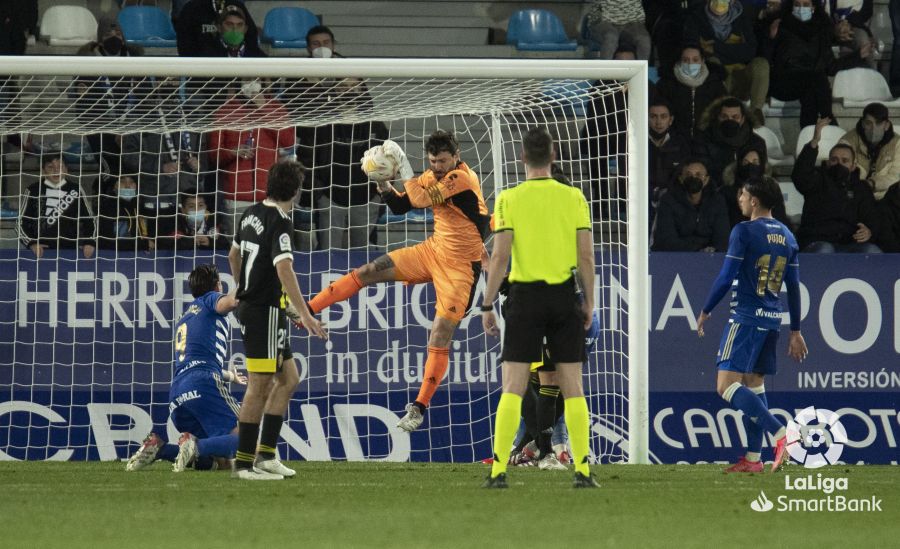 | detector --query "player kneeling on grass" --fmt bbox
[696,176,808,473]
[509,310,600,471]
[126,264,246,473]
